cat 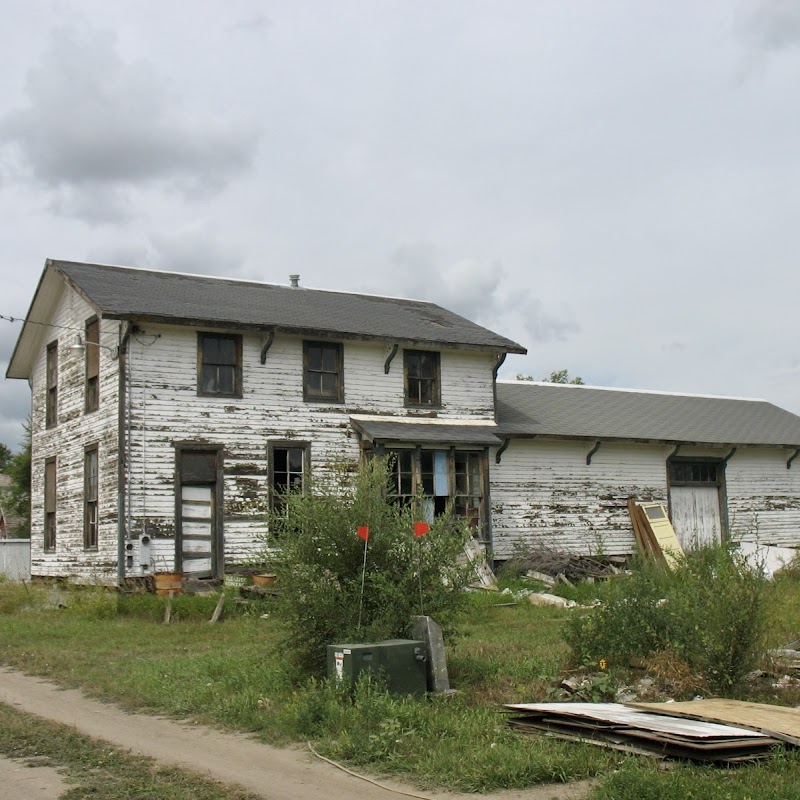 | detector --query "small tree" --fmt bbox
[515,370,585,384]
[0,420,31,537]
[0,443,12,472]
[264,458,474,672]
